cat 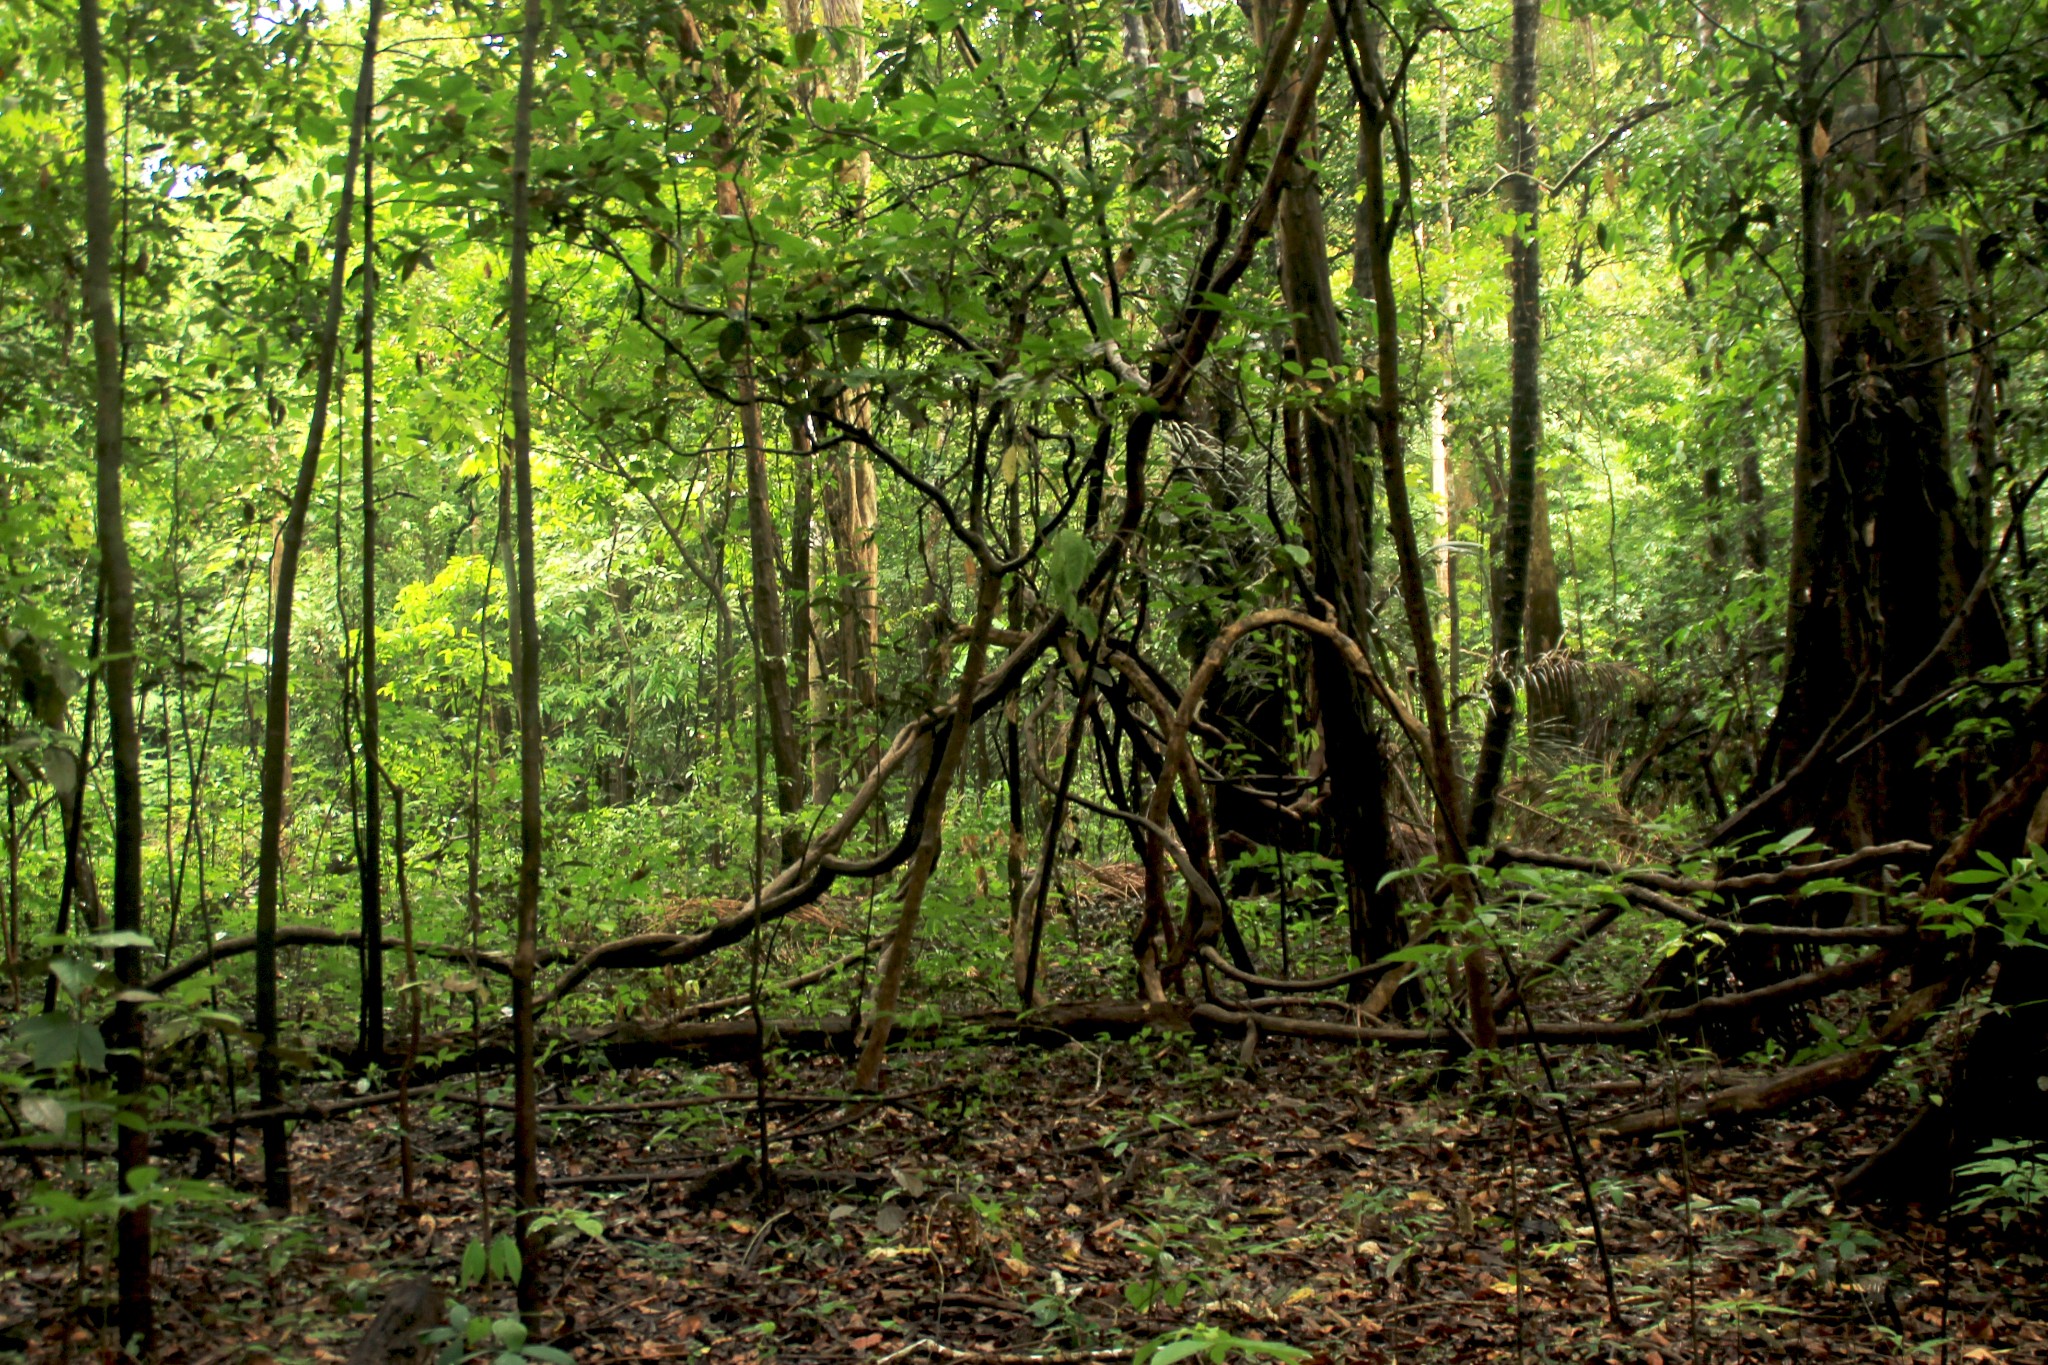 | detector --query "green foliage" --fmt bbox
[1134,1326,1308,1364]
[1955,1140,2048,1227]
[424,1301,575,1365]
